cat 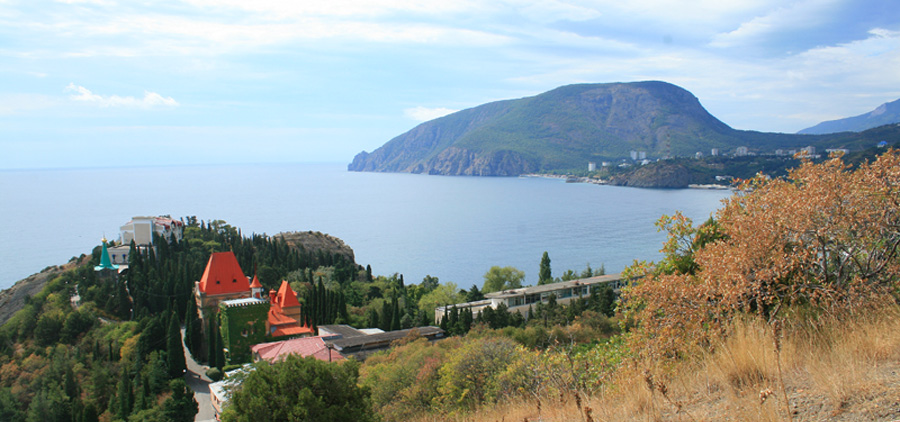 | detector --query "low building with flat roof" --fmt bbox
[436,273,628,322]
